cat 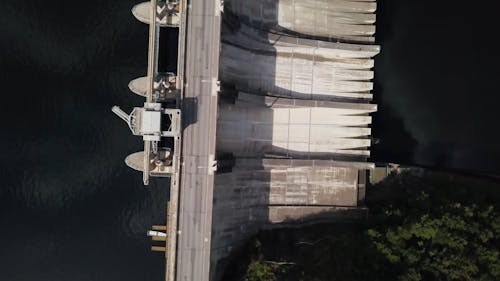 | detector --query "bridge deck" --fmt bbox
[176,0,221,280]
